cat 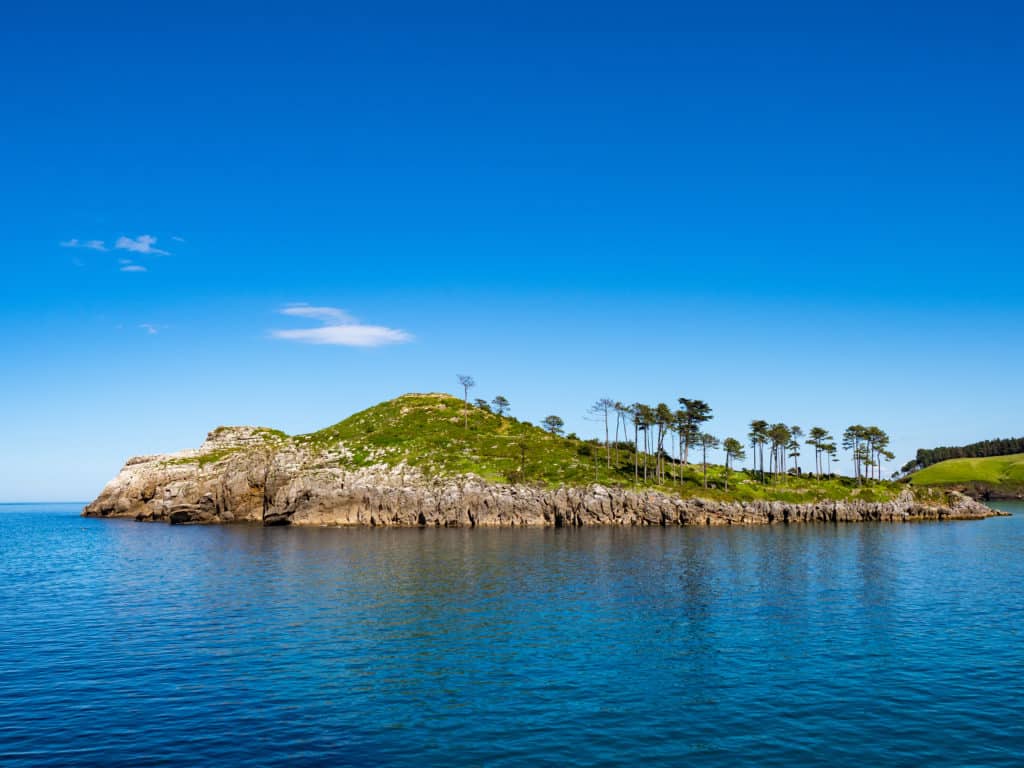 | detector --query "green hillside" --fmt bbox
[911,453,1024,496]
[291,393,912,504]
